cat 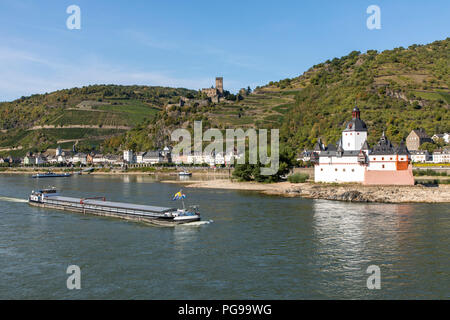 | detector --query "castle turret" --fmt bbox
[352,106,361,119]
[215,77,223,94]
[342,106,368,151]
